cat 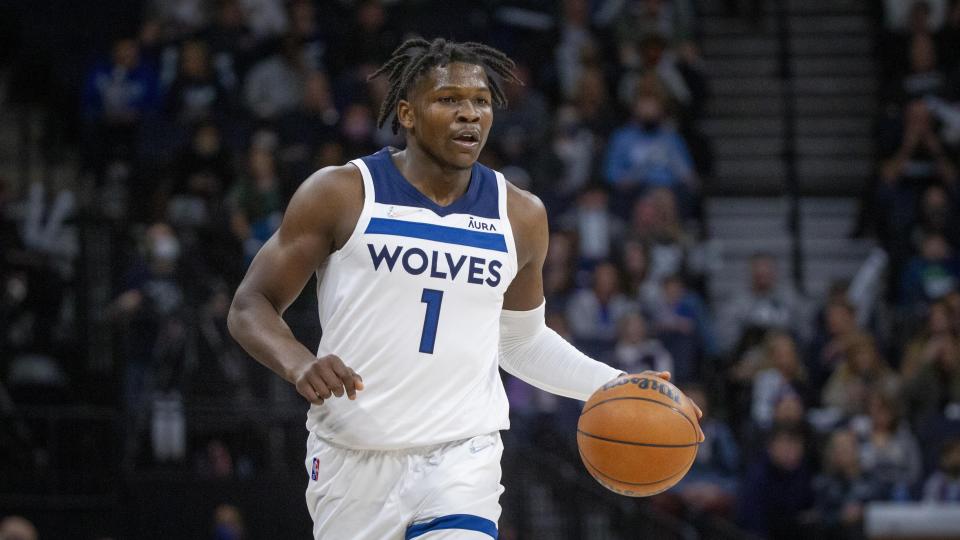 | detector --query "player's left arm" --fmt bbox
[500,184,658,396]
[500,184,703,427]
